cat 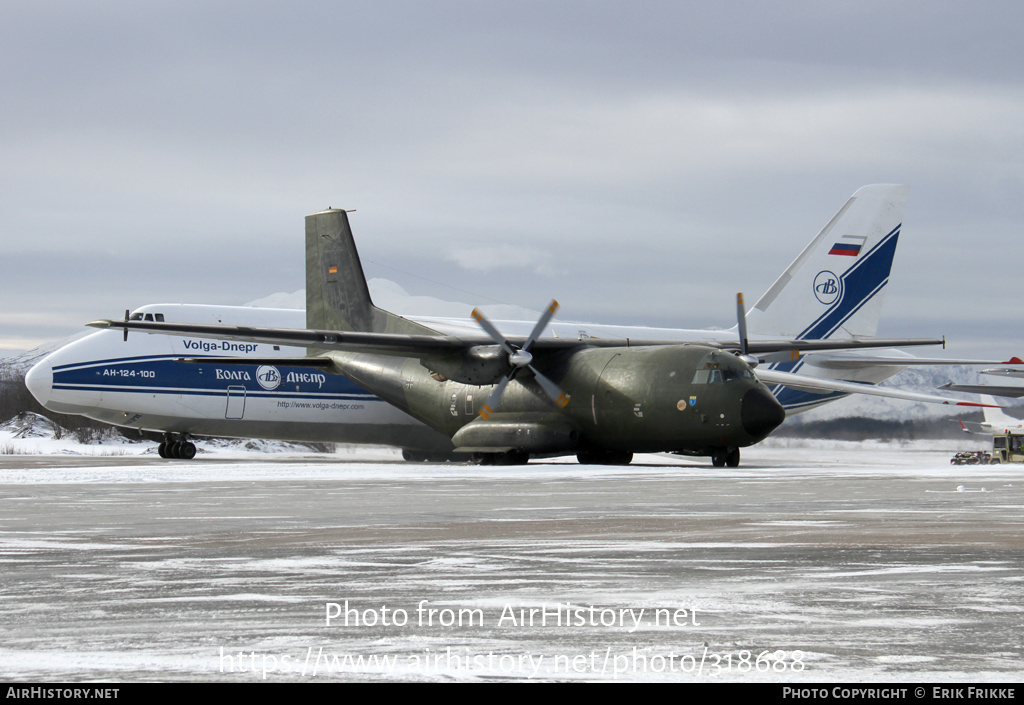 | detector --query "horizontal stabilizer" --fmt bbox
[959,420,984,435]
